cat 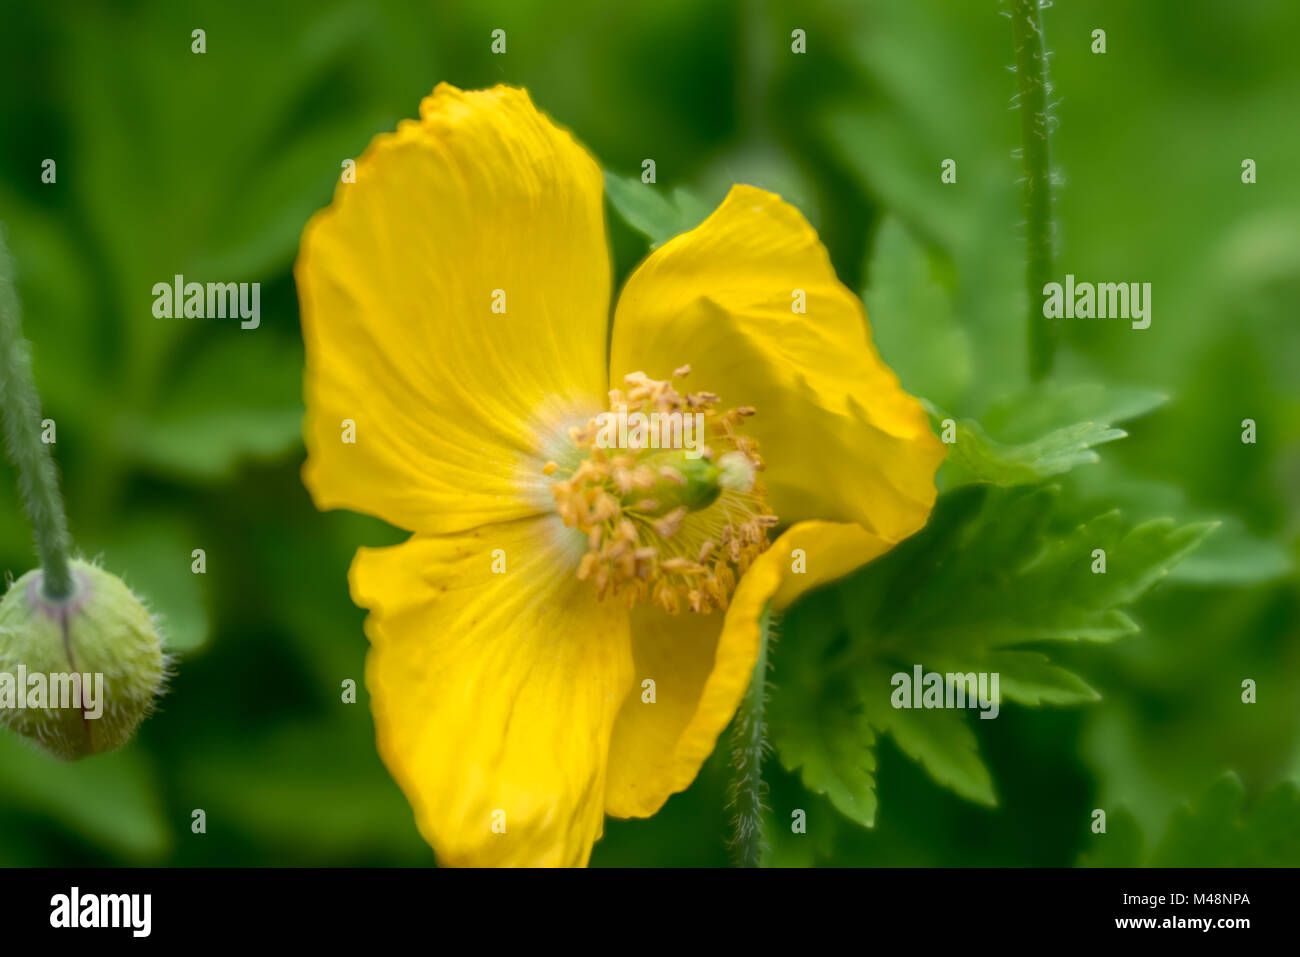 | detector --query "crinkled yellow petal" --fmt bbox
[351,515,634,867]
[604,546,781,818]
[298,84,610,535]
[603,520,892,818]
[610,184,945,544]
